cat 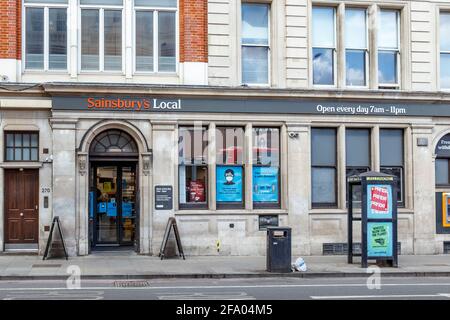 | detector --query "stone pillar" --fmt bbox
[286,122,311,255]
[151,121,176,254]
[50,119,78,256]
[140,151,152,254]
[411,124,436,254]
[76,152,88,255]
